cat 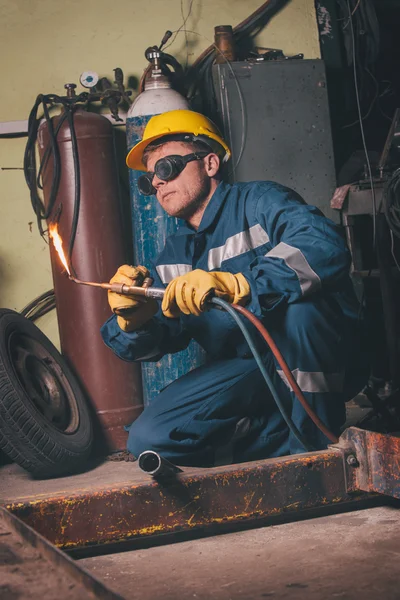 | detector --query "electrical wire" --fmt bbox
[36,111,69,193]
[342,67,379,129]
[338,0,380,67]
[212,40,246,176]
[346,0,377,249]
[212,297,314,452]
[20,289,56,321]
[180,0,191,69]
[162,0,196,58]
[342,0,362,28]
